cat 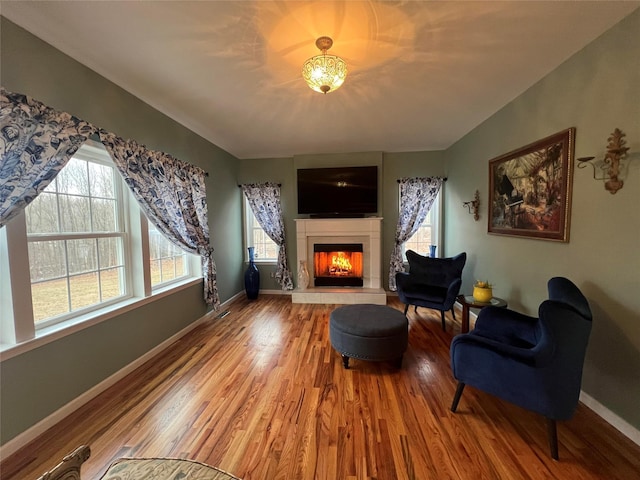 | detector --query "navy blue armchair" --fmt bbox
[450,277,592,459]
[395,251,466,330]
